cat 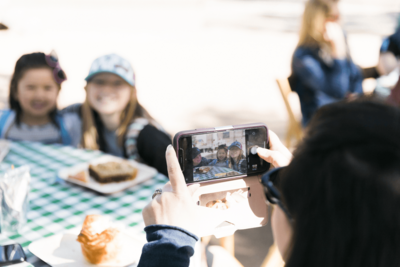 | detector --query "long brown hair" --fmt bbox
[228,148,245,169]
[81,85,153,150]
[297,0,339,49]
